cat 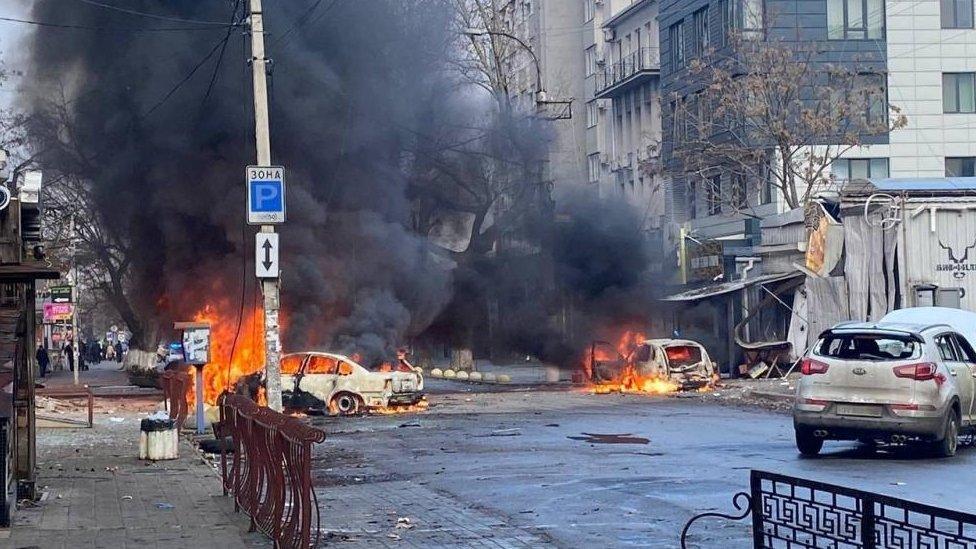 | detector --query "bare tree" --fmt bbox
[24,96,152,350]
[670,33,907,212]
